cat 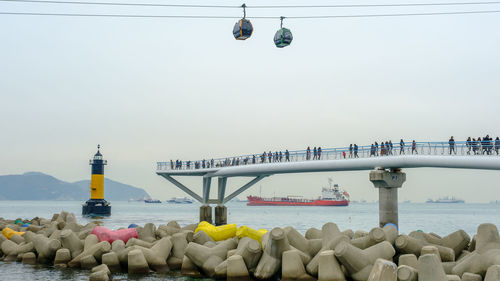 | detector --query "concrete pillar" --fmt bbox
[378,187,399,228]
[369,168,406,228]
[214,205,227,226]
[200,205,212,224]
